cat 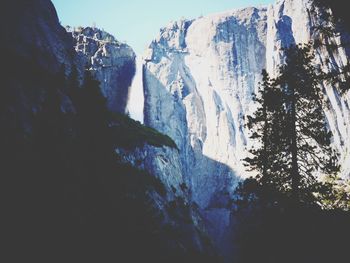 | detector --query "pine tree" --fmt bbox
[277,43,339,203]
[244,70,271,179]
[241,44,339,207]
[318,175,350,210]
[244,70,289,203]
